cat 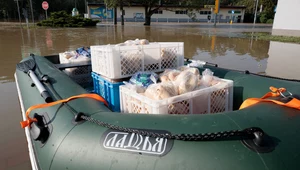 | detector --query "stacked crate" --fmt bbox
[90,42,184,112]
